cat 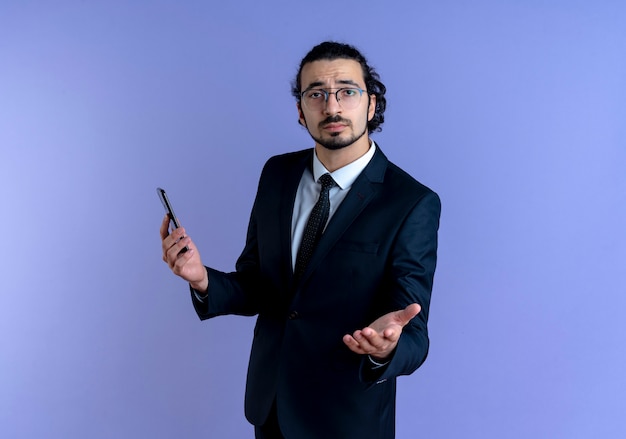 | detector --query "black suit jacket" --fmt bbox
[192,146,441,439]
